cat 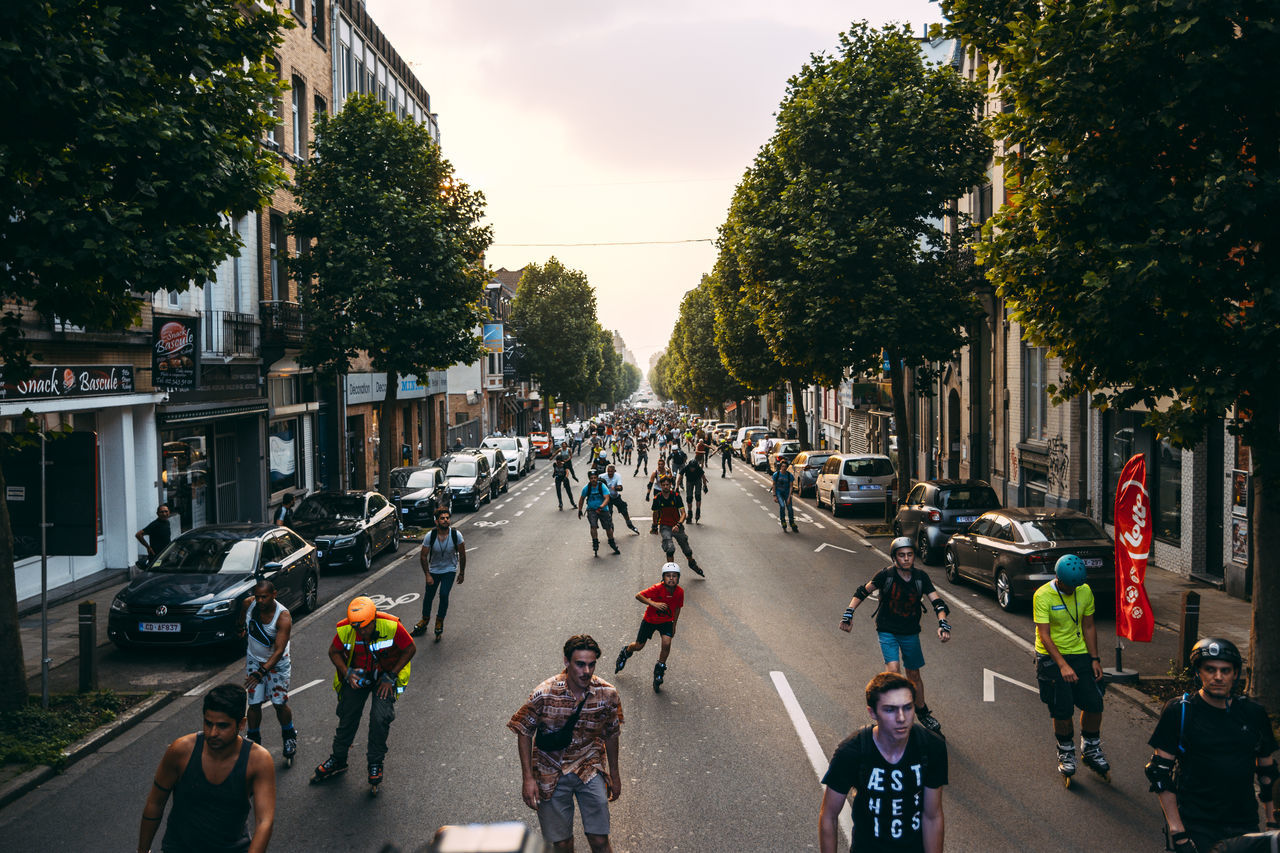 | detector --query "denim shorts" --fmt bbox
[877,631,925,670]
[537,772,610,842]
